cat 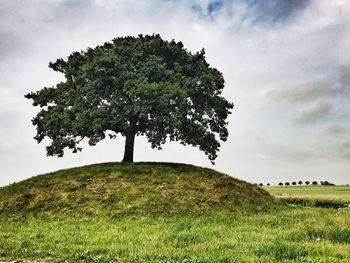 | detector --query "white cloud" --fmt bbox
[0,0,349,186]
